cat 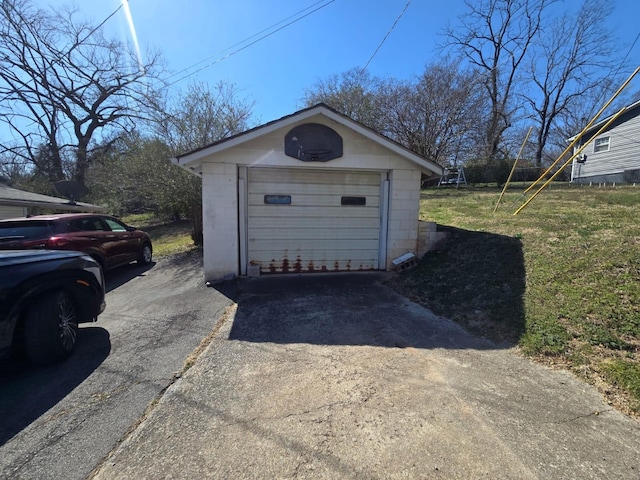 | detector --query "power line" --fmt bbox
[362,0,412,71]
[619,30,640,70]
[591,30,640,117]
[77,3,124,45]
[166,0,336,87]
[165,0,333,82]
